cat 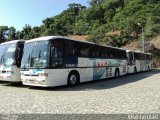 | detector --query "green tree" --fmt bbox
[8,27,16,40]
[29,26,41,38]
[21,24,32,40]
[0,26,8,43]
